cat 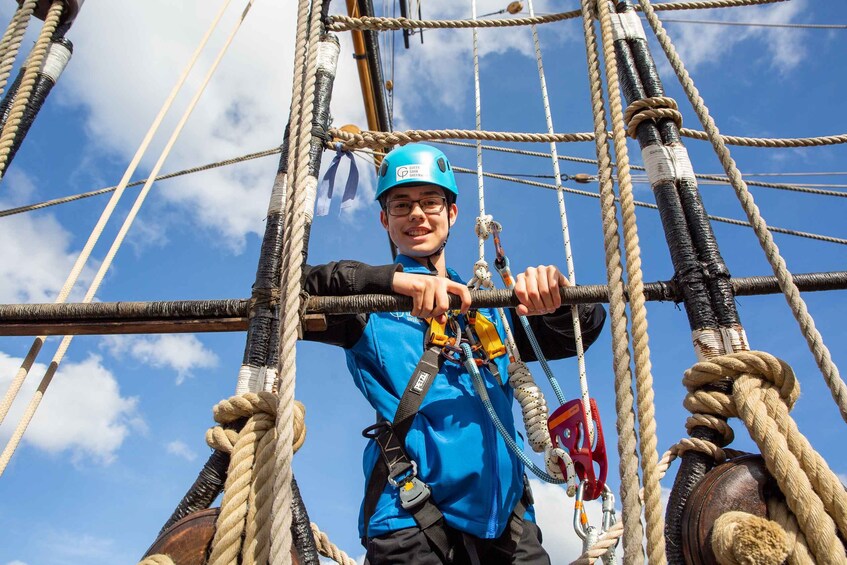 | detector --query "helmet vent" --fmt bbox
[379,161,389,177]
[437,157,447,172]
